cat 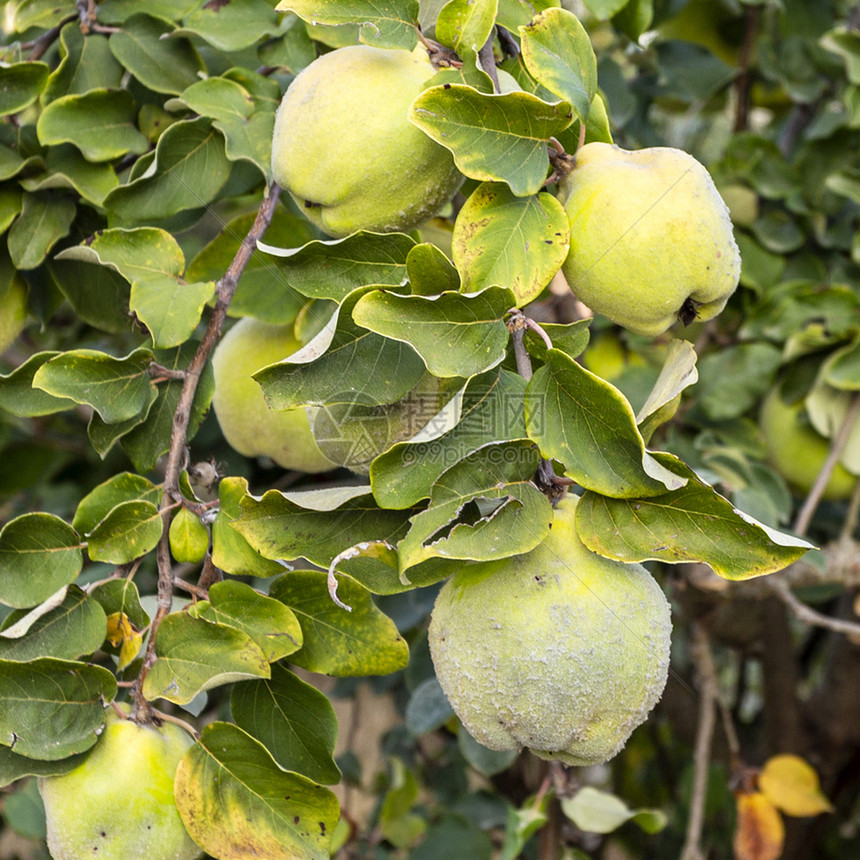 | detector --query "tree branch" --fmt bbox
[681,623,719,860]
[131,184,282,720]
[793,392,860,536]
